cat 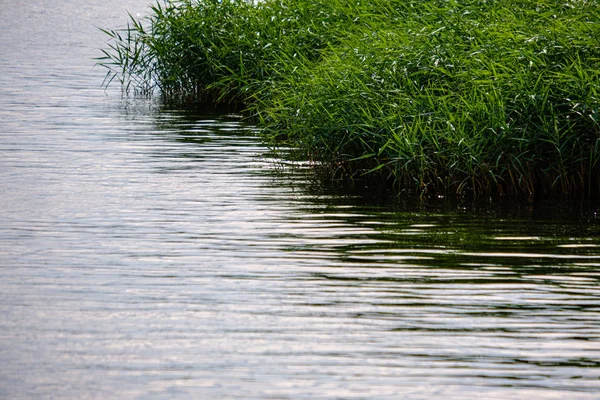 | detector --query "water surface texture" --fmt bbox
[1,1,599,399]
